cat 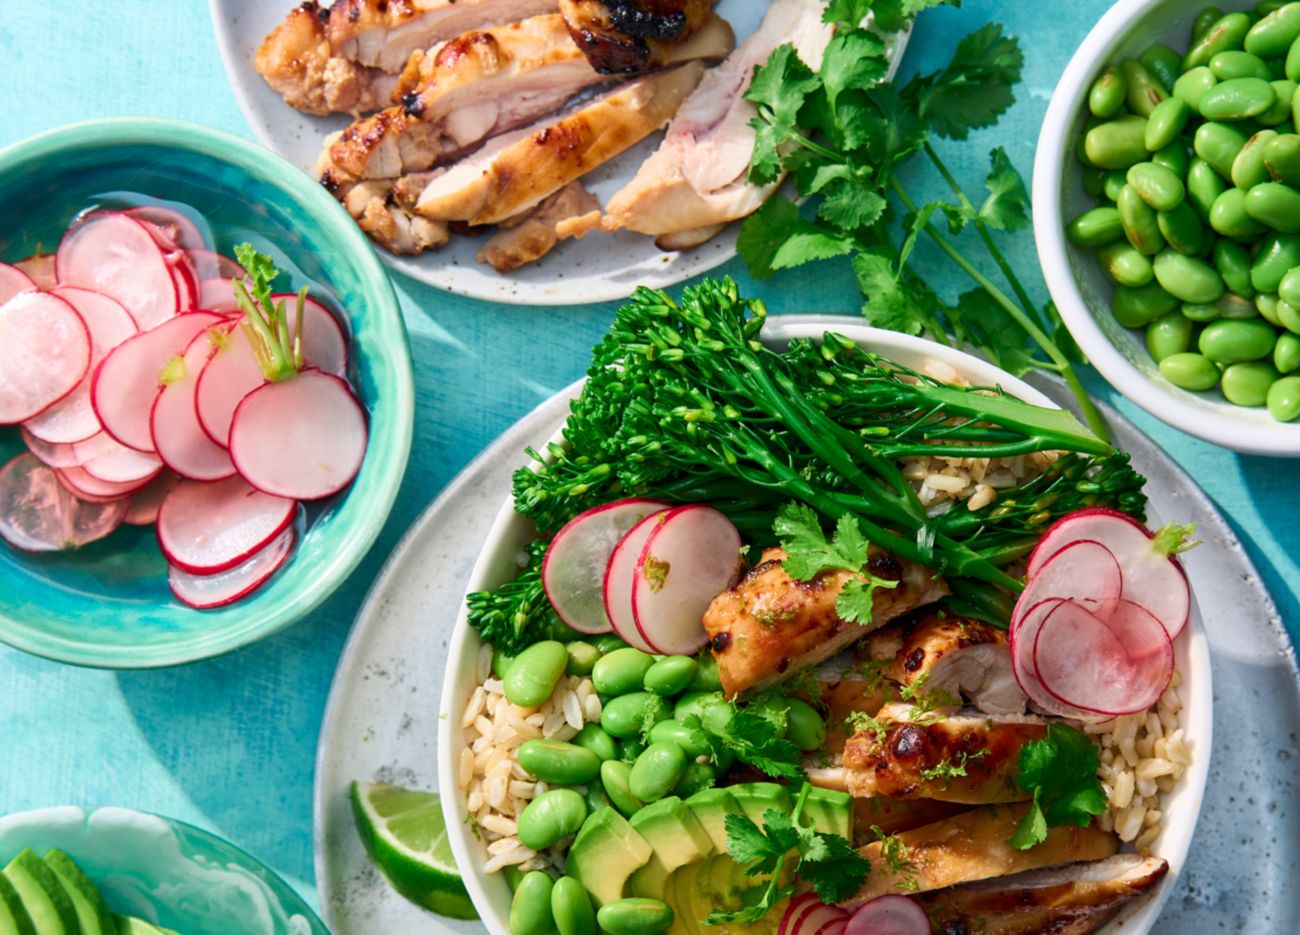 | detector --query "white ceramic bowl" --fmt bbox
[1033,0,1300,456]
[437,318,1212,935]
